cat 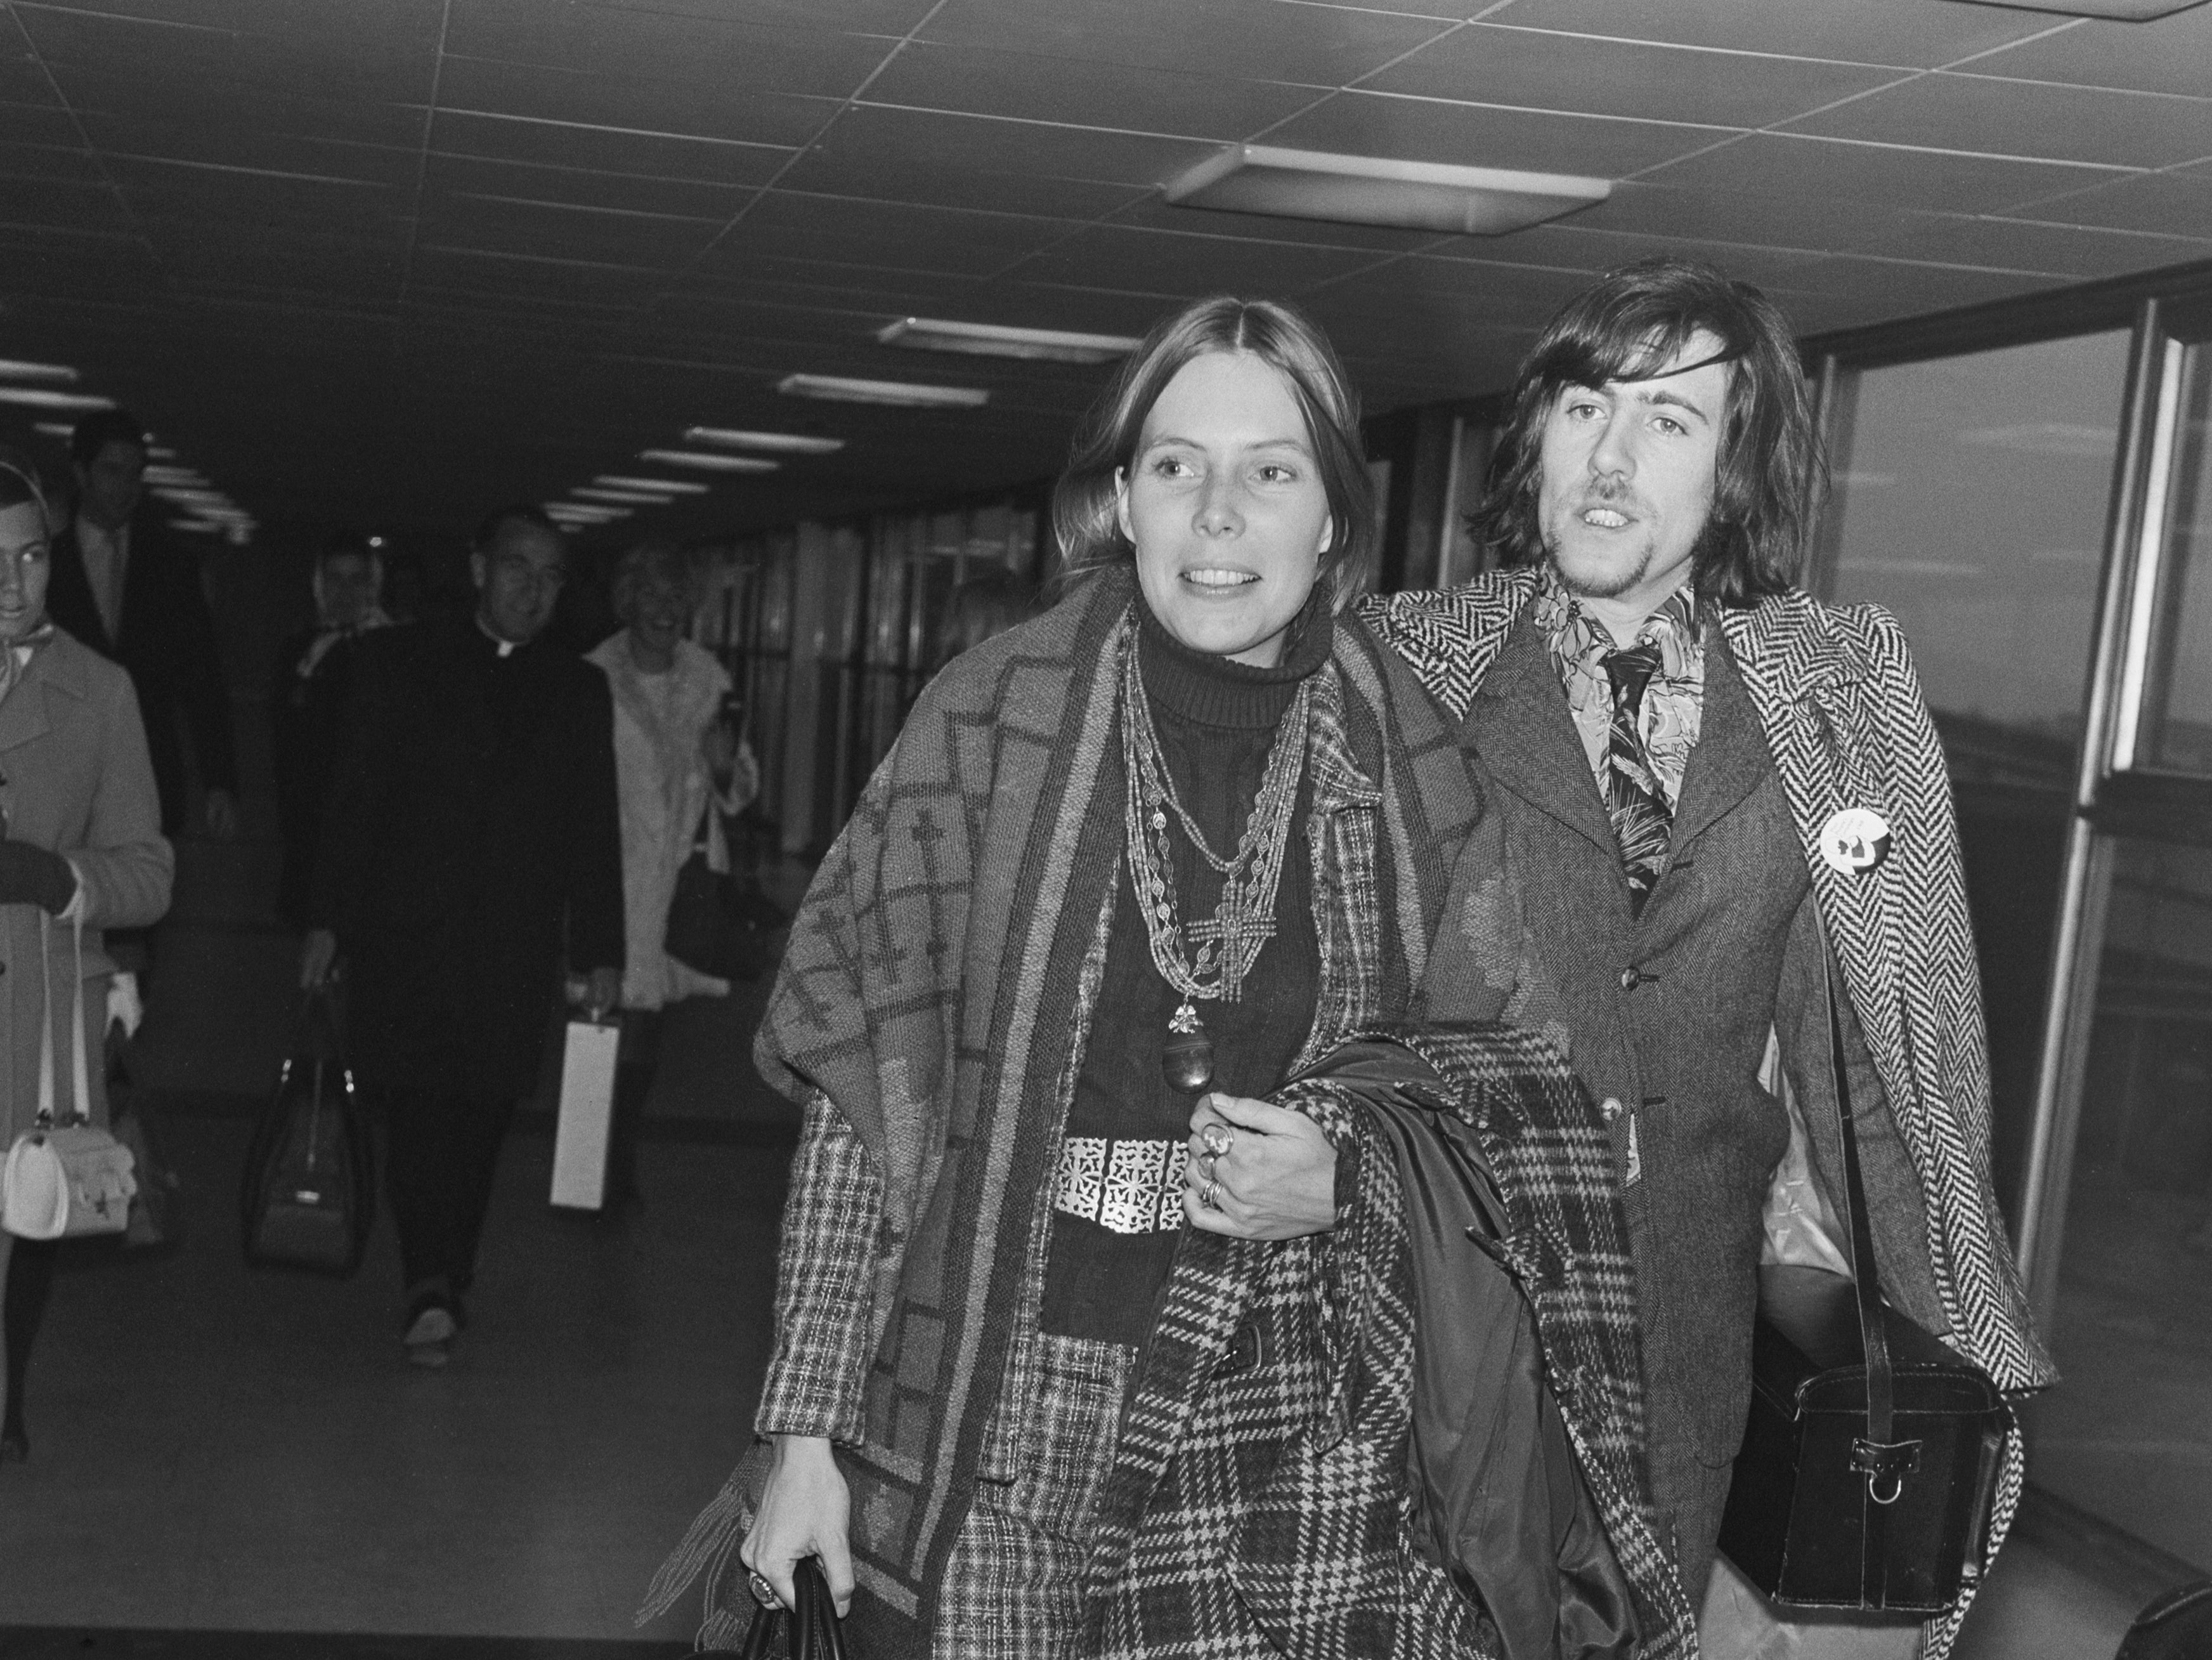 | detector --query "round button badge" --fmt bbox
[1819,807,1892,877]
